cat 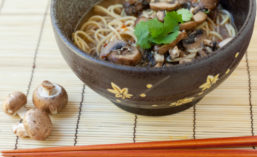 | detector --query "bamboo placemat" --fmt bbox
[0,0,256,153]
